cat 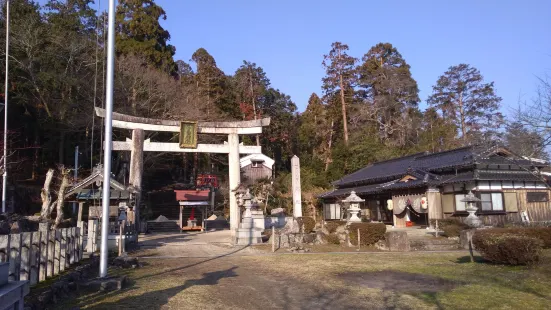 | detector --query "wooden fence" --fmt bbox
[0,223,83,286]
